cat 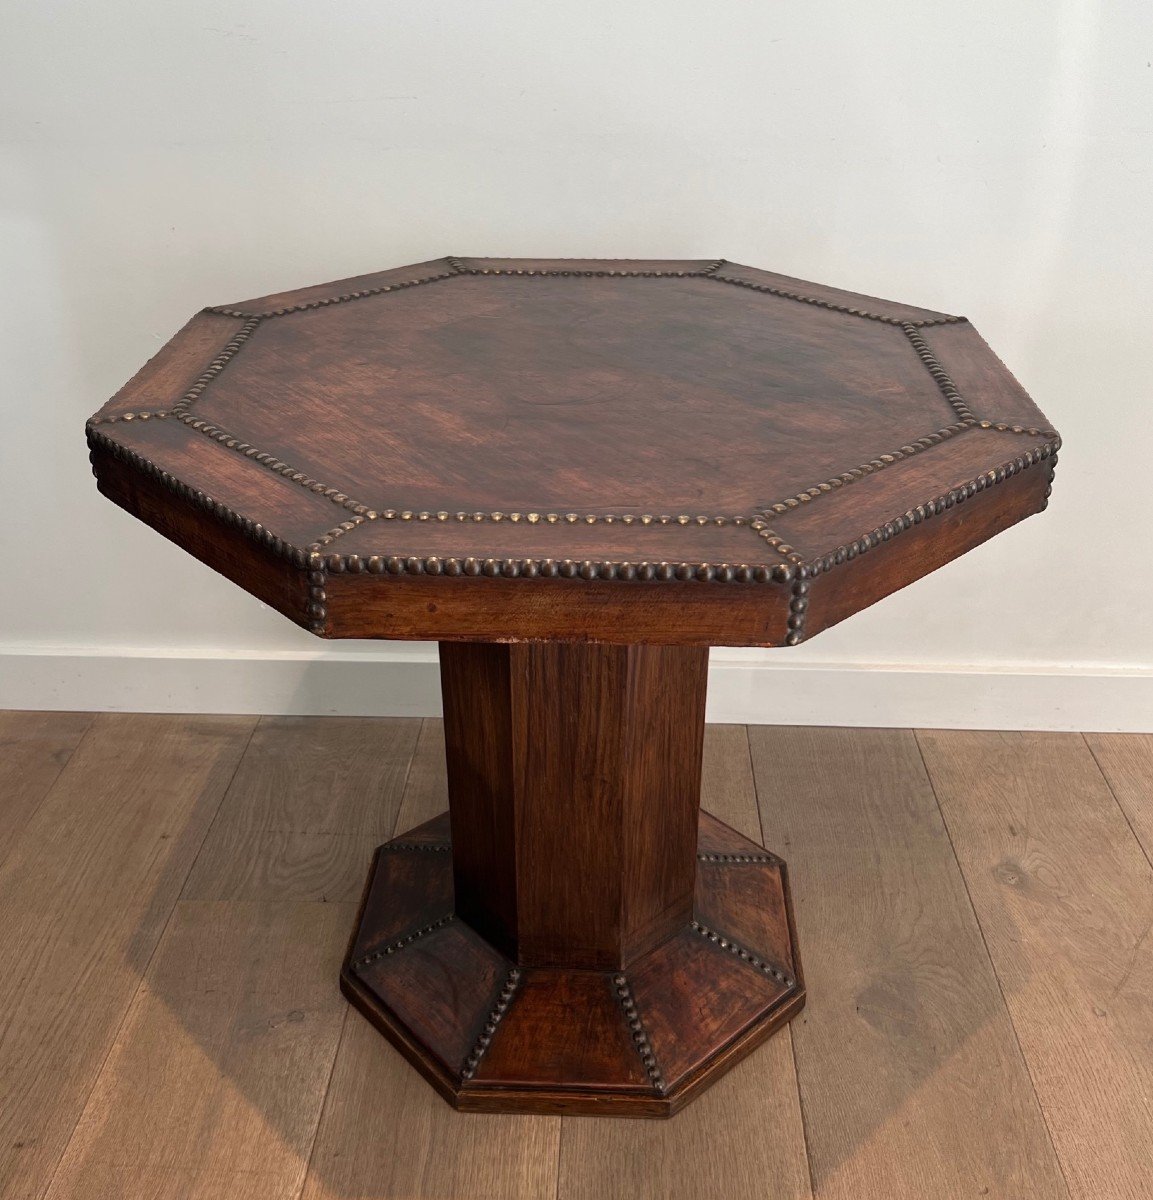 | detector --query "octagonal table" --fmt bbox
[87,257,1059,1117]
